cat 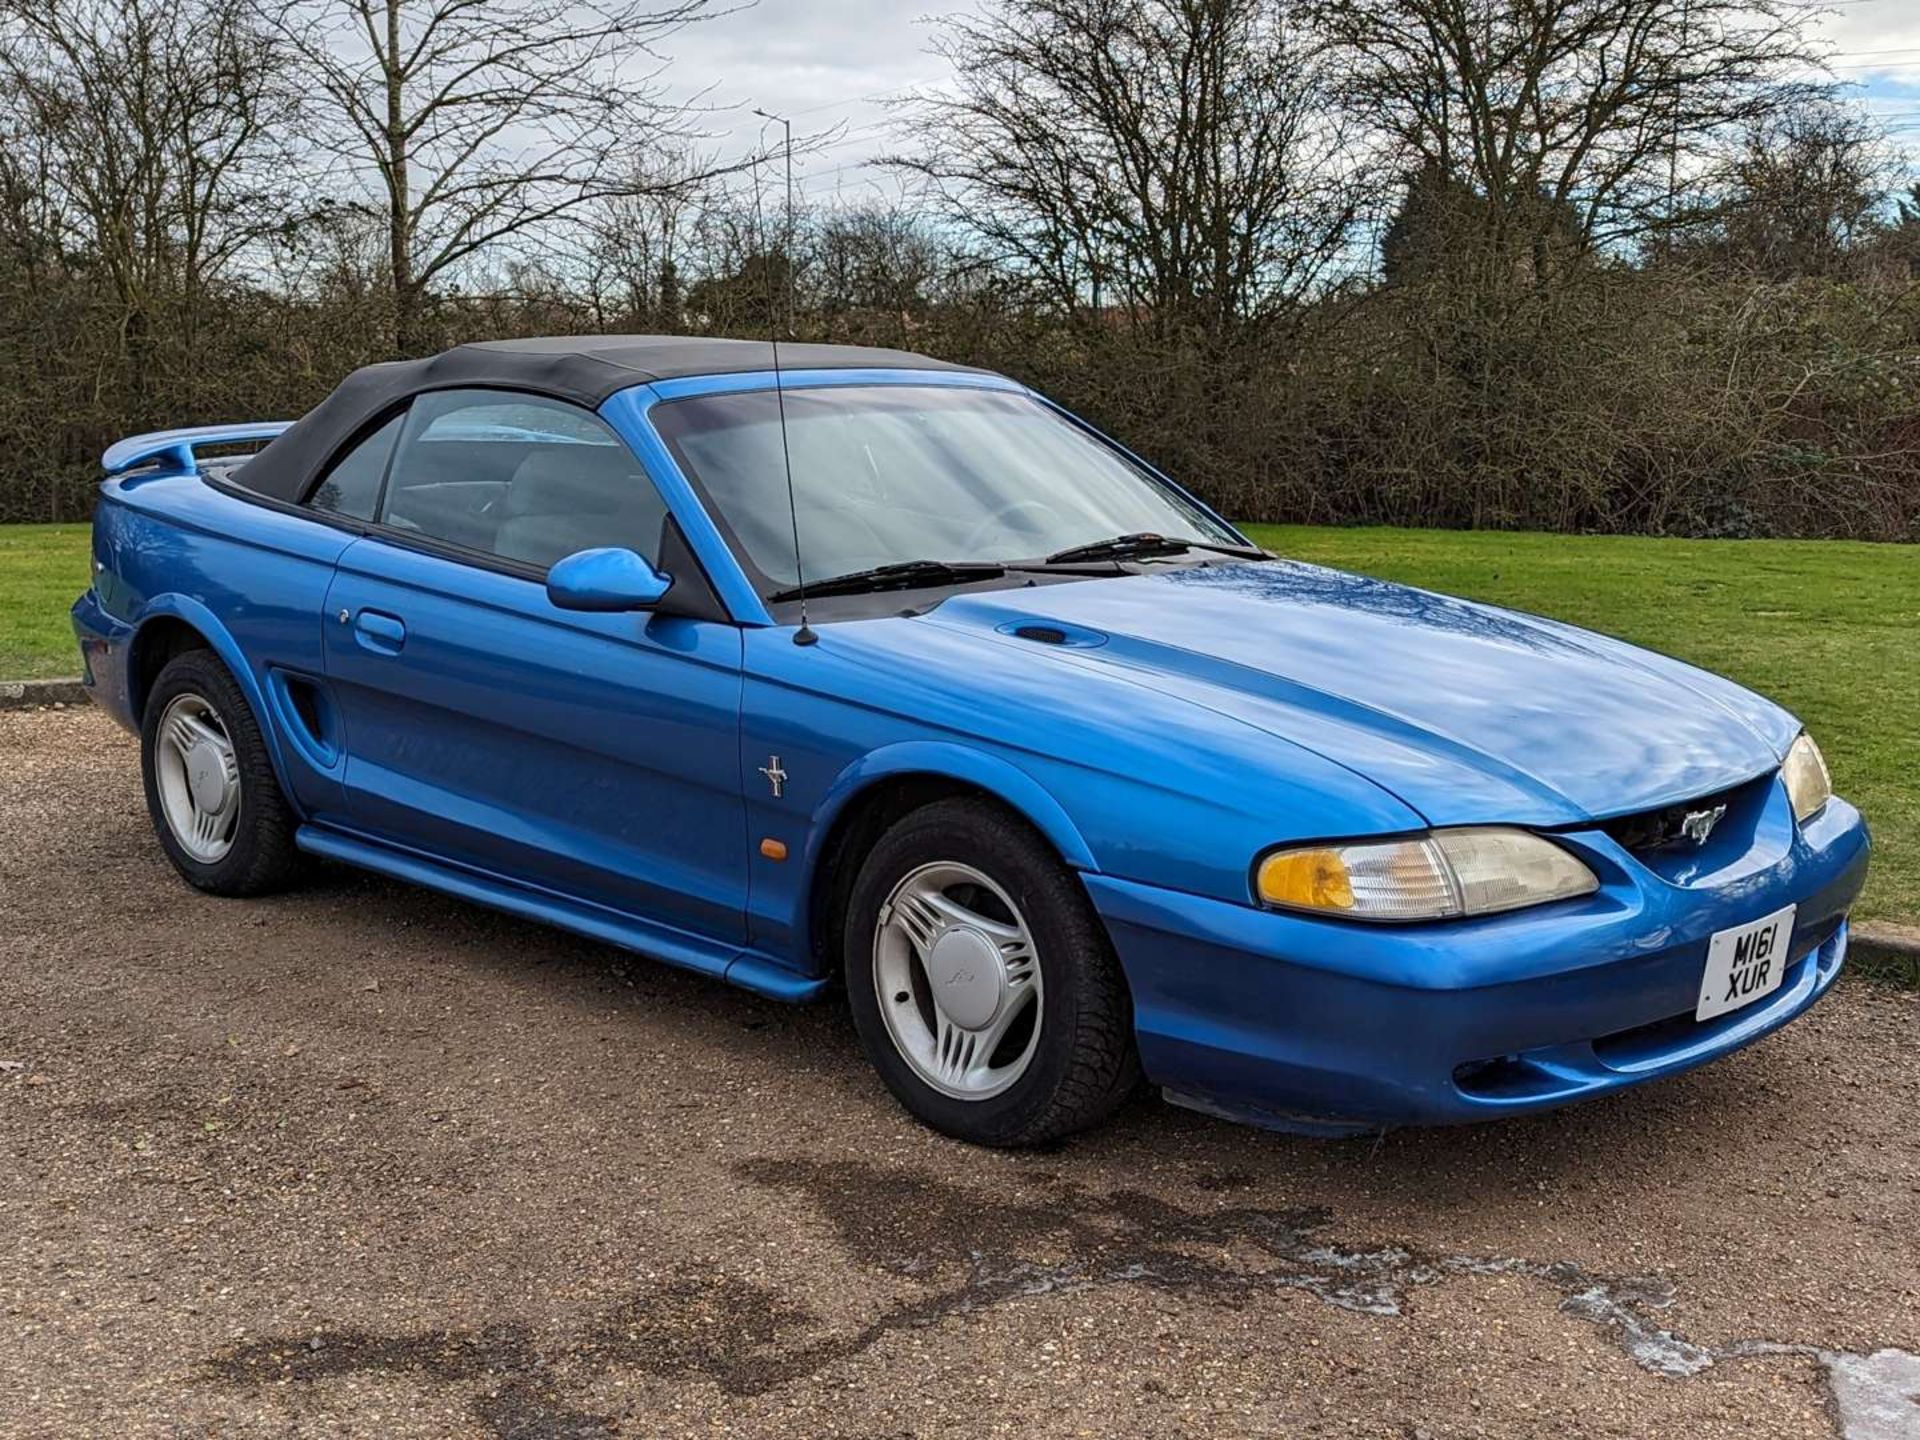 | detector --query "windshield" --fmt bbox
[650,384,1241,592]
